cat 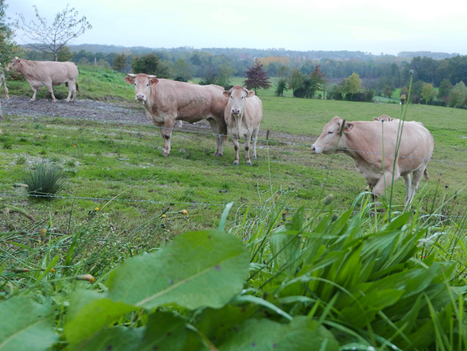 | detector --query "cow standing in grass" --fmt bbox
[124,73,228,157]
[6,57,79,102]
[223,85,263,165]
[312,116,434,210]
